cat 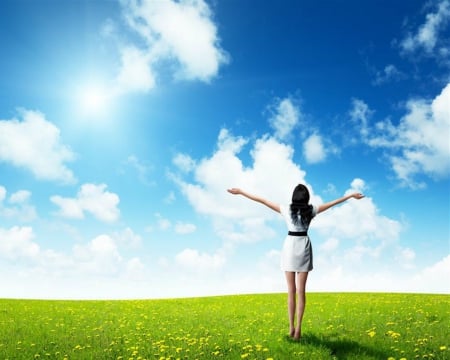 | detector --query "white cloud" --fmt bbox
[164,191,176,204]
[175,129,306,220]
[313,182,402,244]
[171,129,312,271]
[124,257,146,279]
[269,98,300,140]
[0,224,145,281]
[306,179,405,269]
[73,234,122,275]
[312,254,450,294]
[51,183,120,222]
[112,0,228,95]
[0,225,153,298]
[411,255,450,293]
[154,213,171,230]
[0,186,37,222]
[217,128,248,153]
[319,237,339,252]
[266,97,337,163]
[303,133,326,163]
[175,248,226,271]
[175,222,197,234]
[113,227,142,248]
[350,83,450,187]
[388,85,450,185]
[9,190,31,204]
[173,153,196,172]
[0,110,76,183]
[400,0,450,55]
[372,64,405,85]
[115,45,156,95]
[395,247,416,269]
[124,155,153,185]
[349,98,373,138]
[349,178,366,192]
[0,226,40,260]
